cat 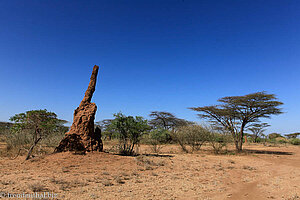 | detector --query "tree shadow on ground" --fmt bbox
[112,153,174,158]
[142,153,174,158]
[243,149,293,155]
